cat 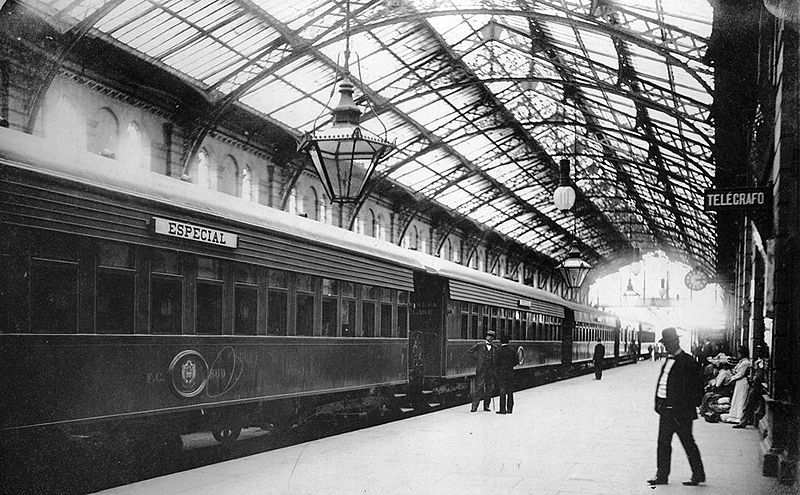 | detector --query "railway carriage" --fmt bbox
[1,127,643,448]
